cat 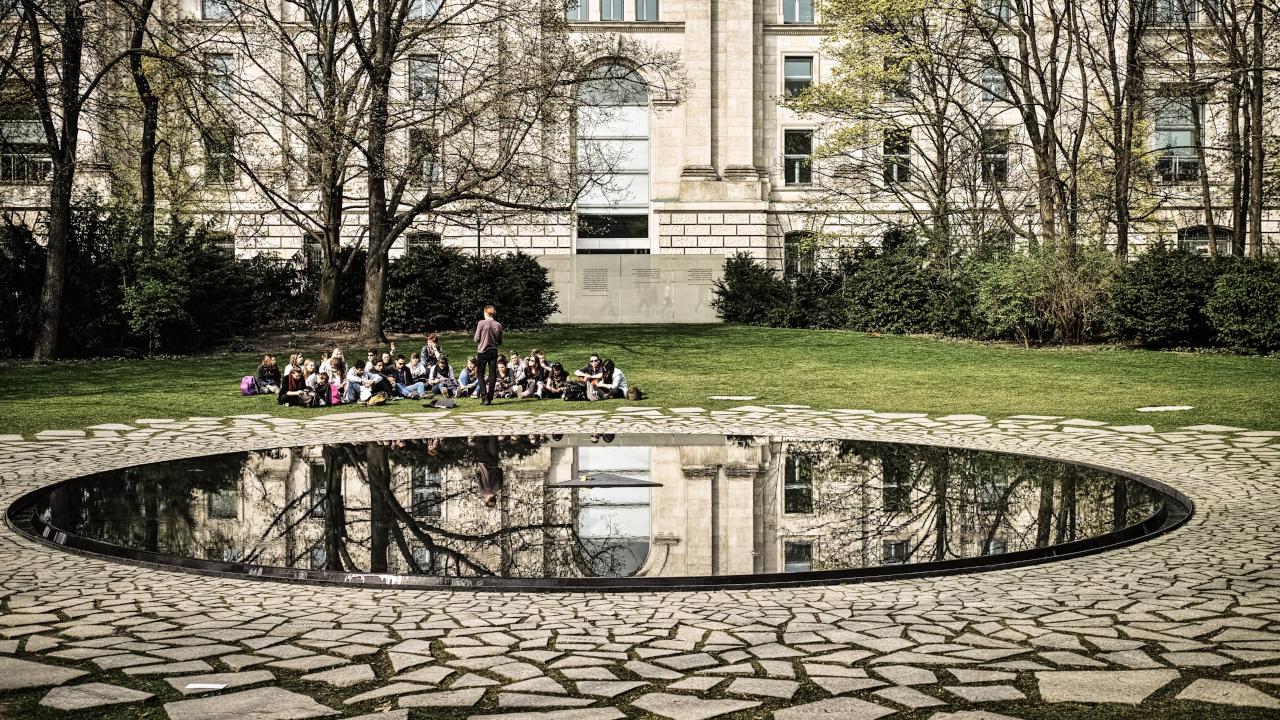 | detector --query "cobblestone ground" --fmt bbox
[0,406,1278,719]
